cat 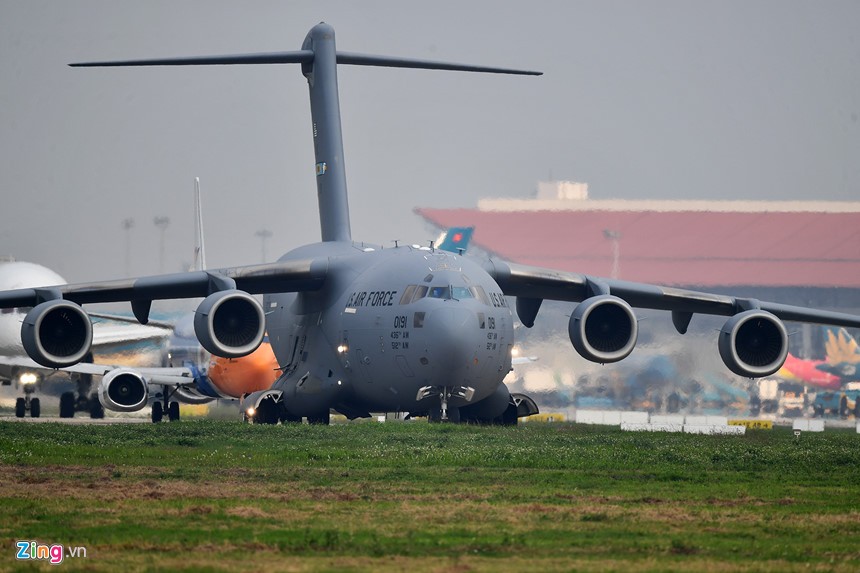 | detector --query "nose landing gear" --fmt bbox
[417,385,475,422]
